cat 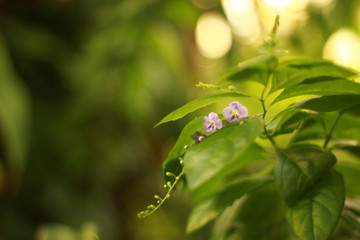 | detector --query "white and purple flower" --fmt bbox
[203,112,222,132]
[222,101,248,122]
